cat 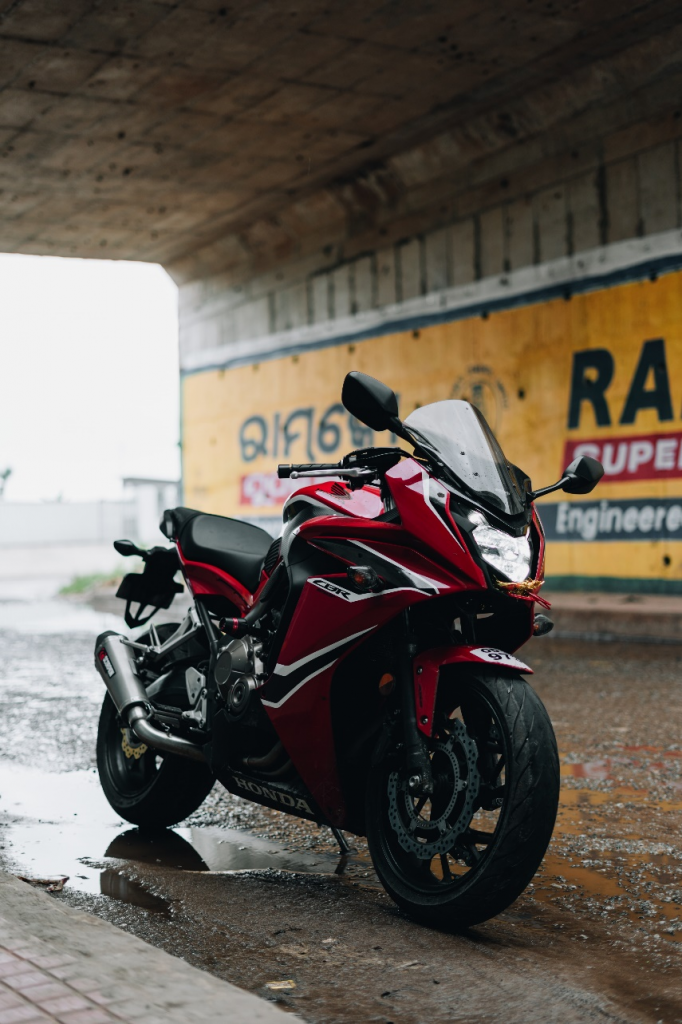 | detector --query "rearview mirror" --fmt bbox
[561,456,604,495]
[529,454,604,501]
[342,371,400,431]
[114,538,144,557]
